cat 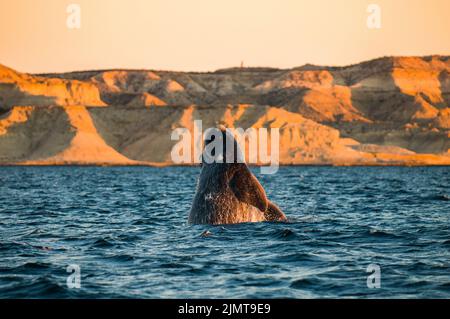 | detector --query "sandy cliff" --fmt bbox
[0,56,449,165]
